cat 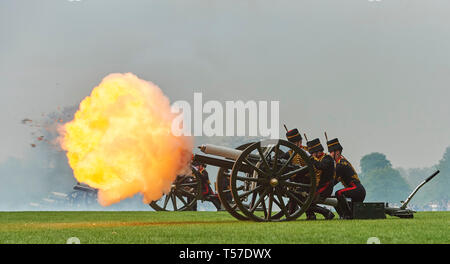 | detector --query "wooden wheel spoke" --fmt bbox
[290,188,305,196]
[281,180,311,189]
[244,158,269,178]
[250,189,269,213]
[236,175,263,183]
[277,151,296,175]
[236,185,245,191]
[271,196,286,218]
[238,185,264,199]
[178,182,198,187]
[176,176,187,184]
[257,145,272,172]
[163,194,170,210]
[174,191,188,206]
[249,187,258,209]
[285,190,305,207]
[179,188,196,198]
[272,144,279,171]
[261,196,268,219]
[279,166,309,180]
[272,196,282,208]
[266,192,274,220]
[171,193,177,211]
[275,189,290,218]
